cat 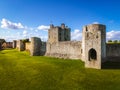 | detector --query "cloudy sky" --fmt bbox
[0,0,120,41]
